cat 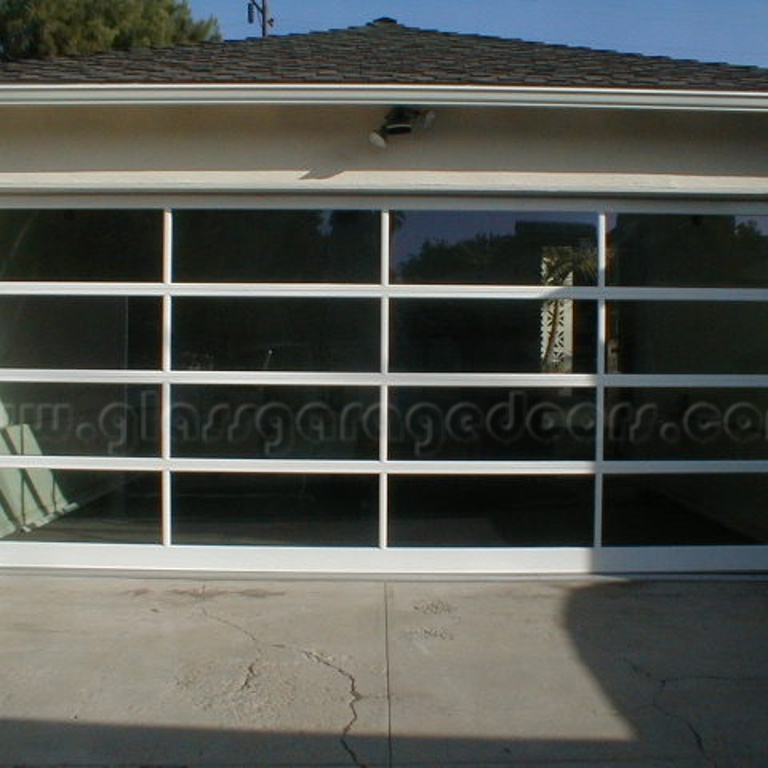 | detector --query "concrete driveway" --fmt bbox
[1,573,767,767]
